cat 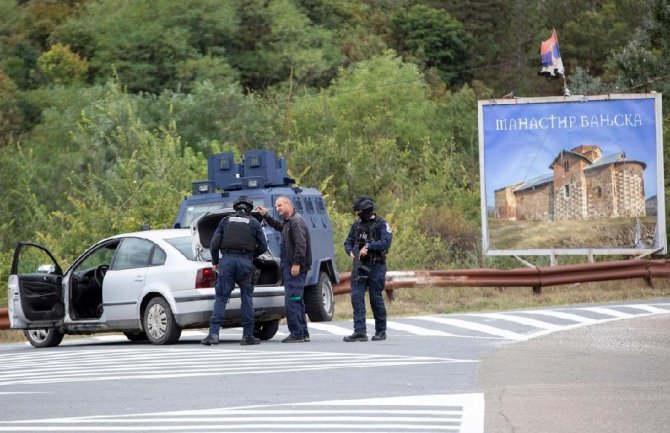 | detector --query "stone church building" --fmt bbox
[494,145,646,221]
